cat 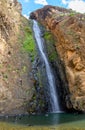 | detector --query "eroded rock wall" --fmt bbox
[0,0,33,115]
[30,5,85,112]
